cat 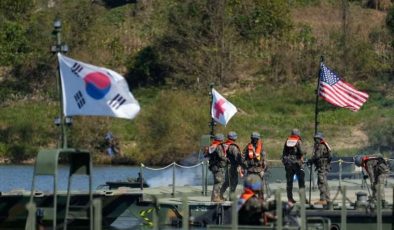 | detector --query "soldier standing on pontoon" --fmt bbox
[241,132,266,182]
[282,128,306,203]
[309,132,332,205]
[206,133,228,202]
[220,131,241,200]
